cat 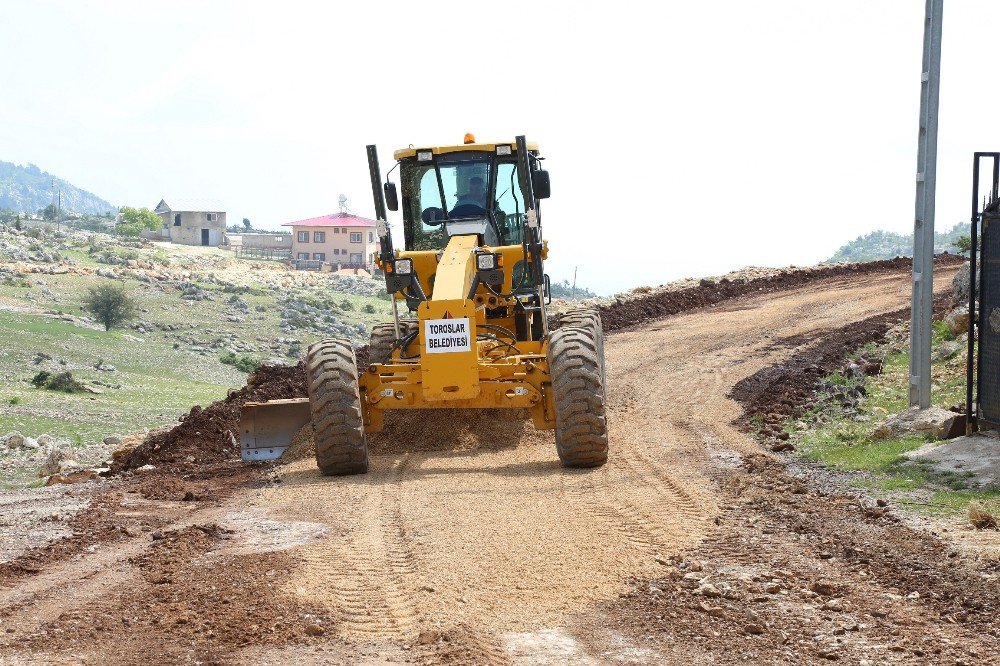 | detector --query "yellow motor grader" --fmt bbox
[240,135,608,474]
